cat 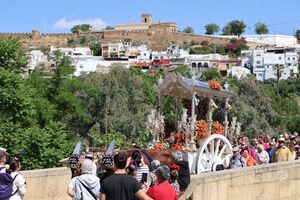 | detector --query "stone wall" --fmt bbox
[18,161,300,200]
[21,167,70,200]
[0,30,232,50]
[180,160,300,200]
